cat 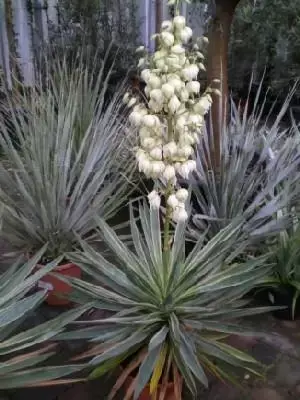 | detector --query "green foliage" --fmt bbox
[58,204,274,398]
[230,0,300,99]
[47,0,141,84]
[0,246,91,388]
